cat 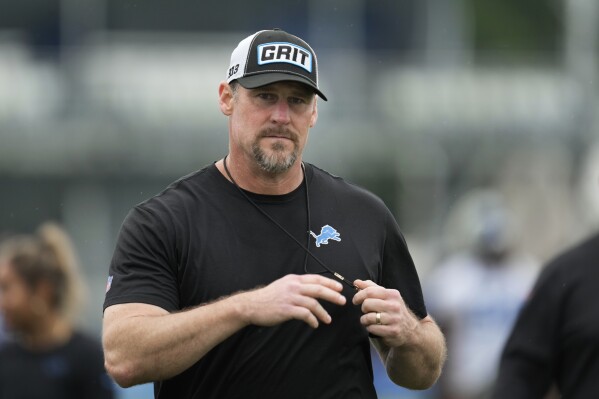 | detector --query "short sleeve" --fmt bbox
[103,204,180,312]
[381,211,427,319]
